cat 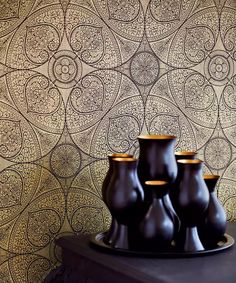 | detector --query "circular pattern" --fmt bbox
[90,95,144,158]
[130,52,159,86]
[48,50,82,89]
[93,0,144,42]
[0,102,41,162]
[204,51,234,86]
[65,5,122,68]
[50,144,81,178]
[146,0,195,41]
[145,94,196,151]
[1,2,236,282]
[6,70,65,135]
[0,164,41,226]
[0,0,35,37]
[164,7,219,68]
[204,138,232,170]
[168,69,218,129]
[6,5,64,69]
